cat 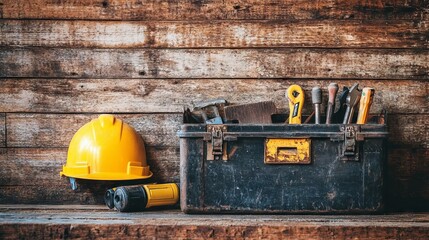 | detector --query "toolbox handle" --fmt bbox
[264,138,311,164]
